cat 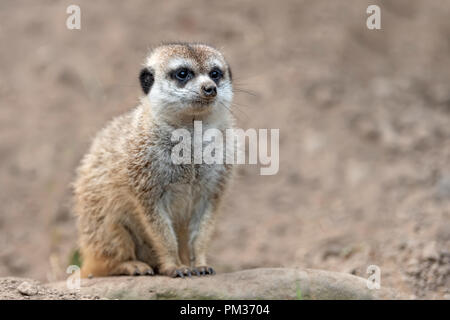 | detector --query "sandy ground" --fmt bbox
[0,0,449,299]
[0,277,101,300]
